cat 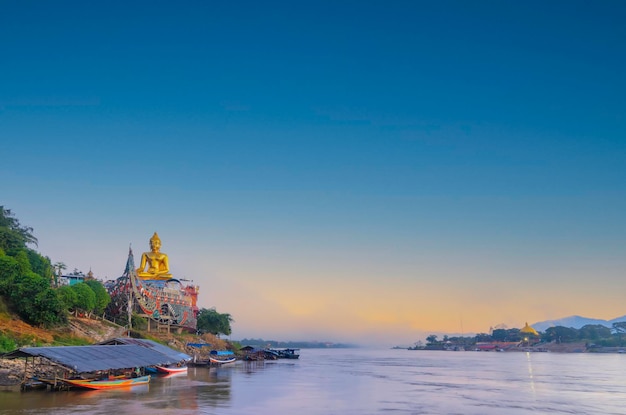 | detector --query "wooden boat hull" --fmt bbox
[209,356,237,365]
[155,365,188,374]
[63,375,151,390]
